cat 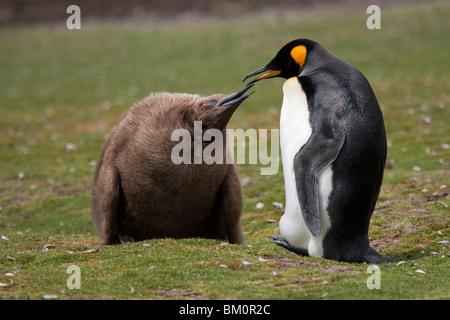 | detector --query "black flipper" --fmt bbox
[294,117,345,238]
